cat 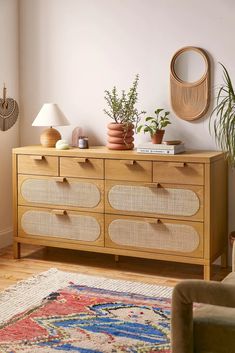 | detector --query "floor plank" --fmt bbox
[0,244,230,291]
